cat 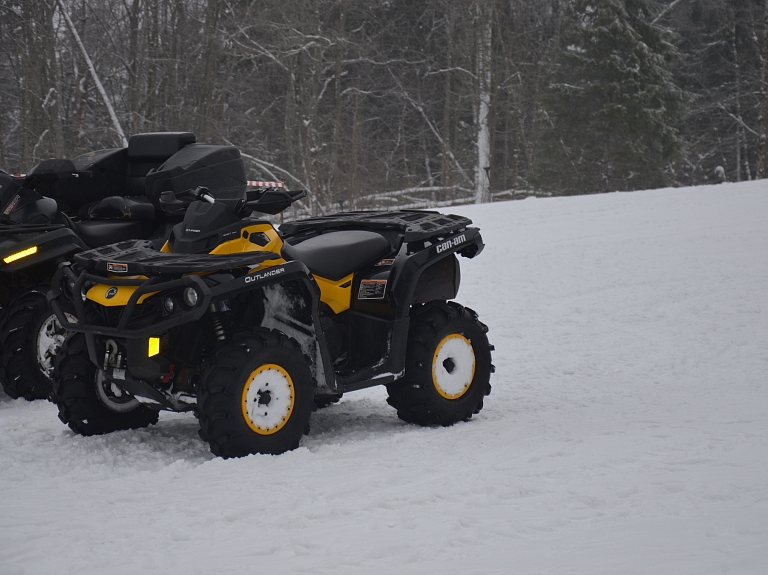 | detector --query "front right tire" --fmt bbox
[52,333,159,435]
